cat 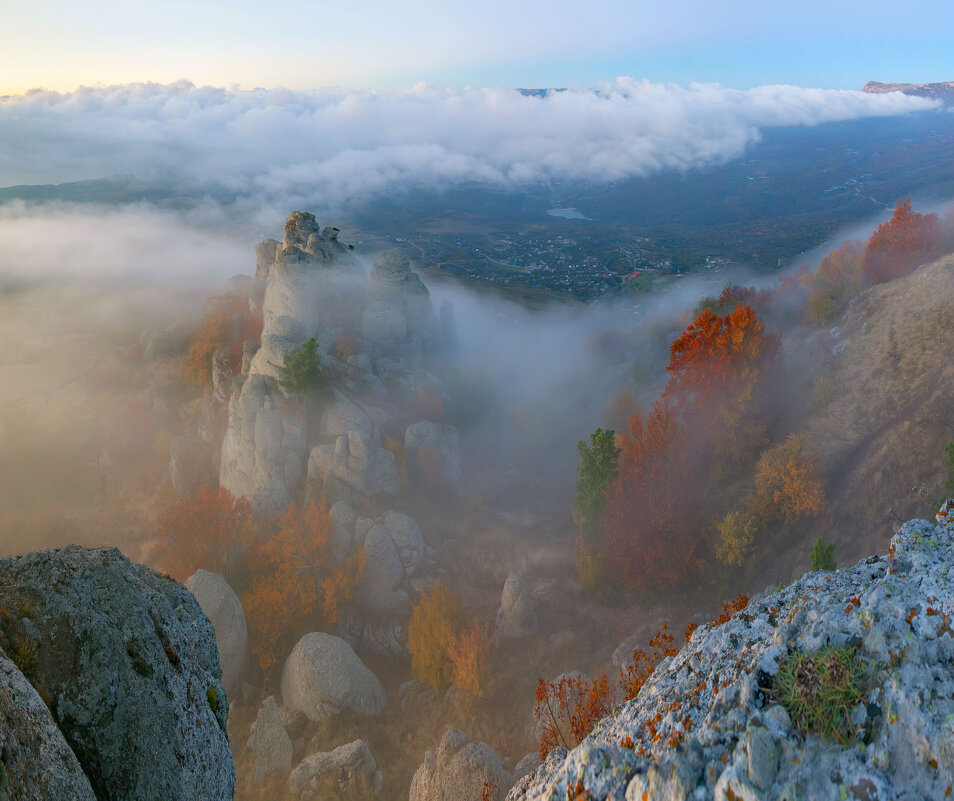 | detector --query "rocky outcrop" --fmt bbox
[410,729,513,801]
[361,251,438,368]
[495,574,538,639]
[510,509,954,801]
[0,546,234,801]
[219,372,309,510]
[280,632,387,722]
[307,431,400,503]
[289,739,383,801]
[185,569,249,697]
[405,421,461,485]
[0,648,96,801]
[333,505,436,656]
[248,695,293,786]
